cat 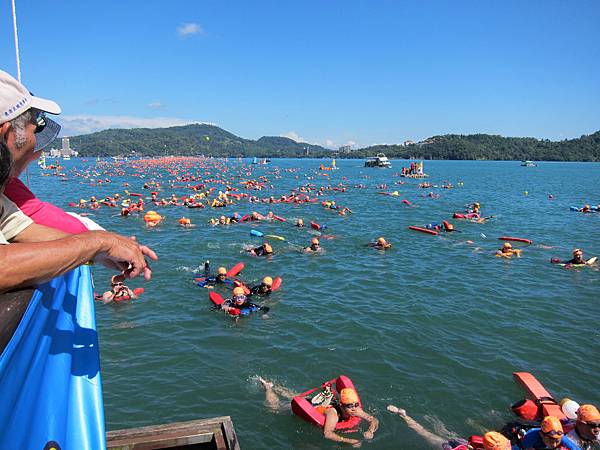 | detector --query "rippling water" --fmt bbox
[29,158,599,449]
